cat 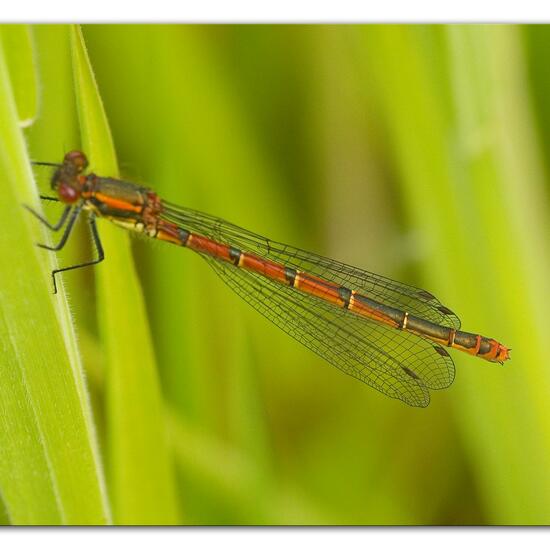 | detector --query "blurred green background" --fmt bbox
[1,24,550,525]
